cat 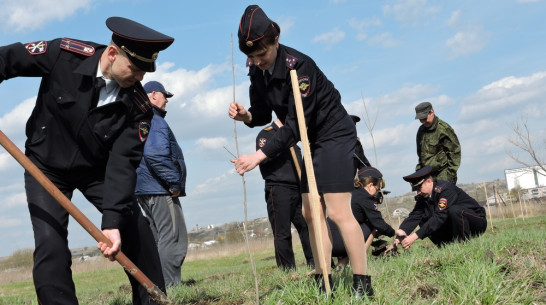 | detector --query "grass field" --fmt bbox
[0,215,544,305]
